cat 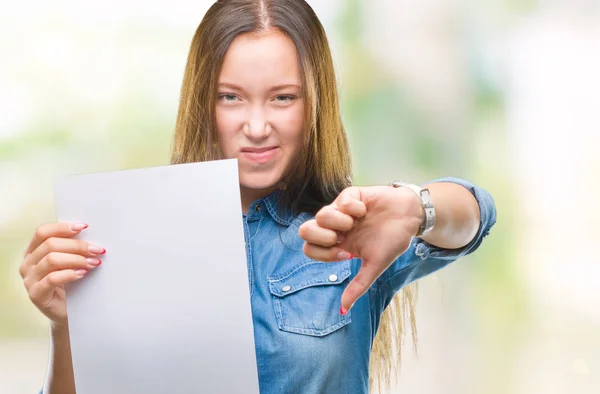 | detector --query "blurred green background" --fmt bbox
[1,1,599,393]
